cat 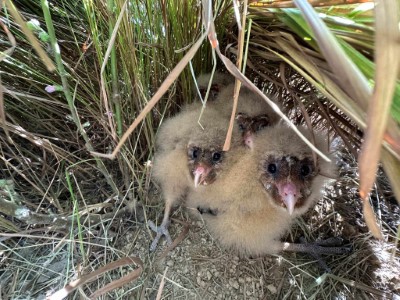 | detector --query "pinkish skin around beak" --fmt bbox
[277,181,300,215]
[243,130,254,149]
[193,166,205,188]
